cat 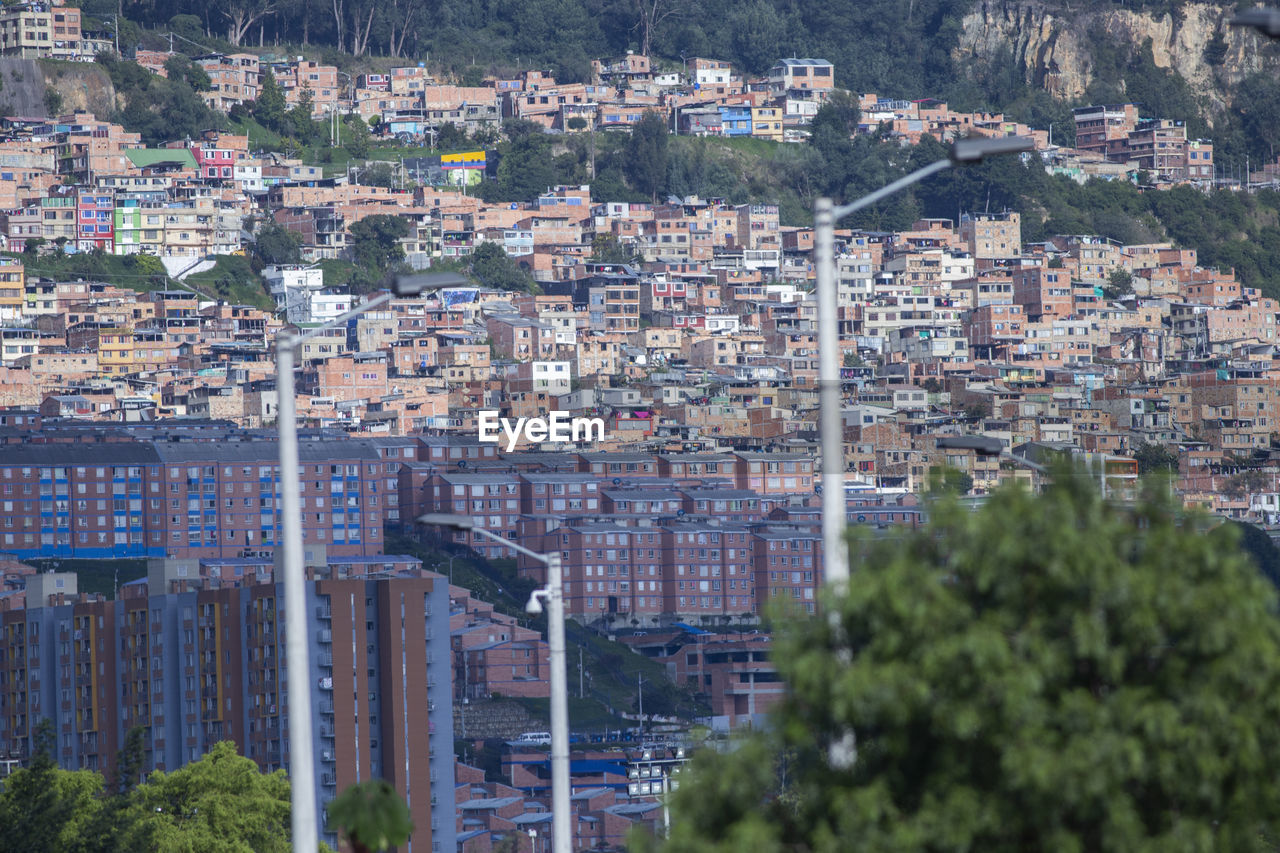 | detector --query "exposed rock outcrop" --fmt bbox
[956,1,1276,115]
